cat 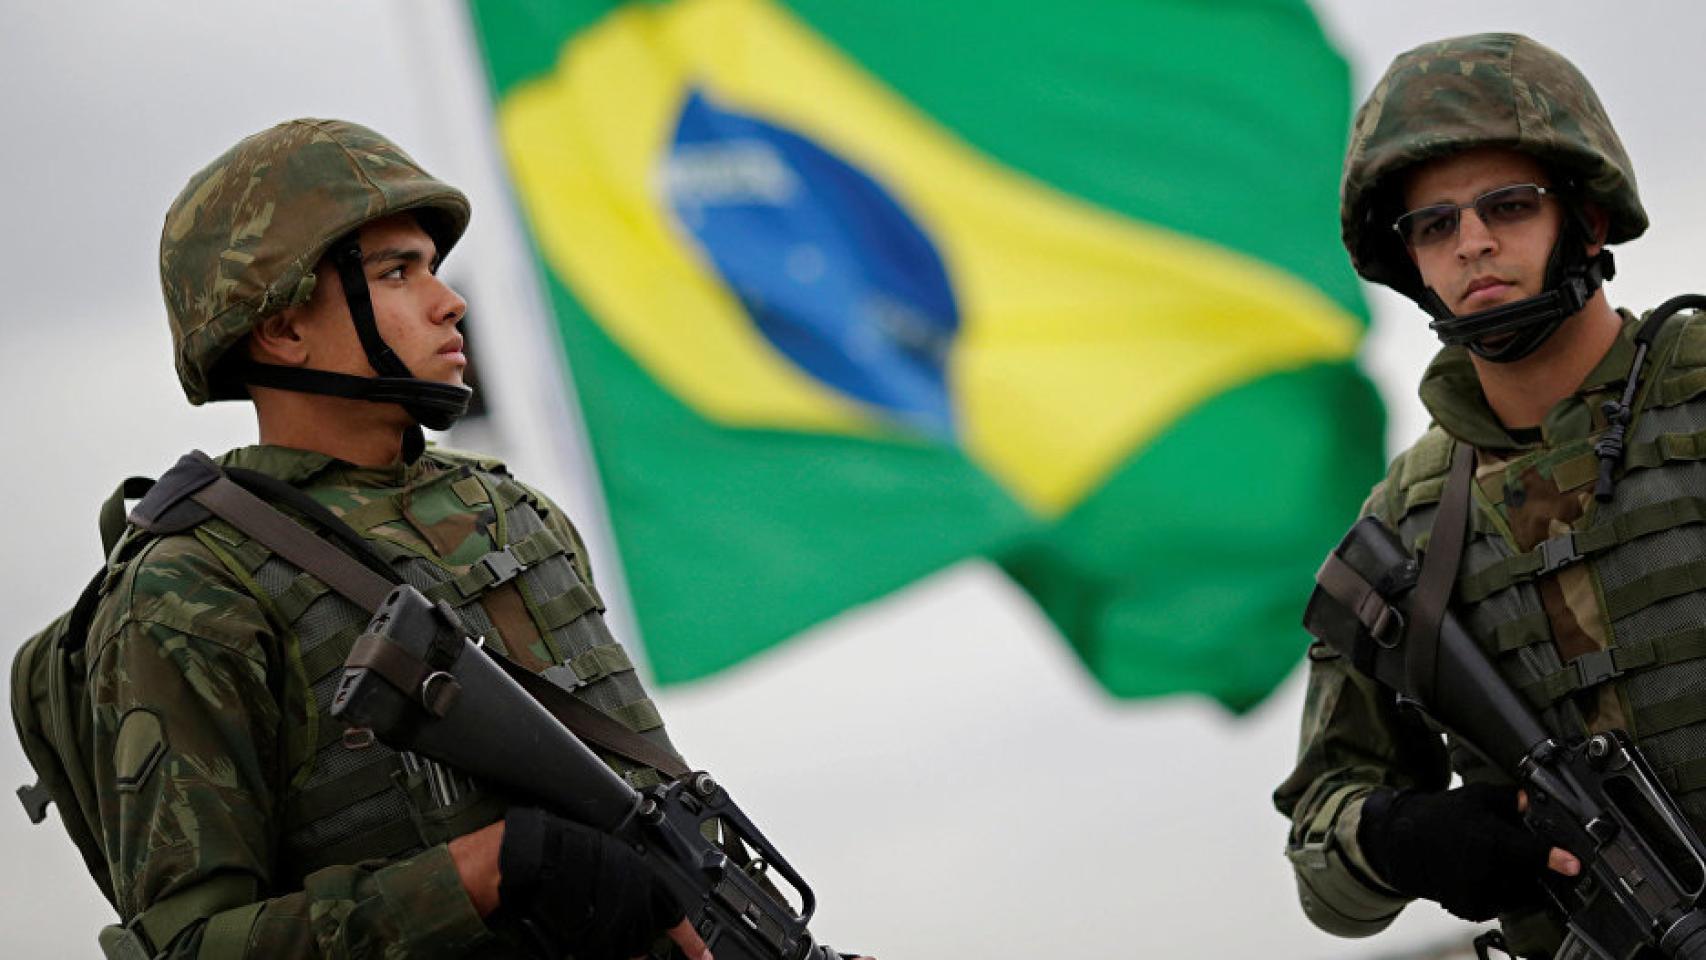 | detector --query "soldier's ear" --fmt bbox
[1583,200,1611,256]
[249,309,311,366]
